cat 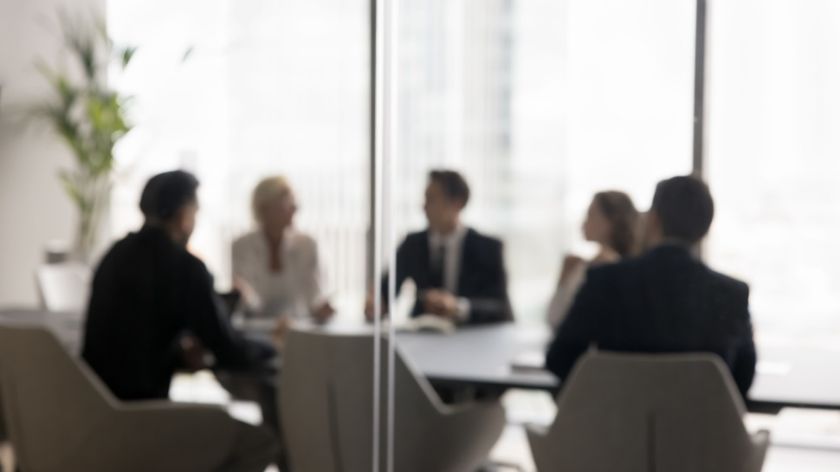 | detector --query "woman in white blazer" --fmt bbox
[232,176,334,333]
